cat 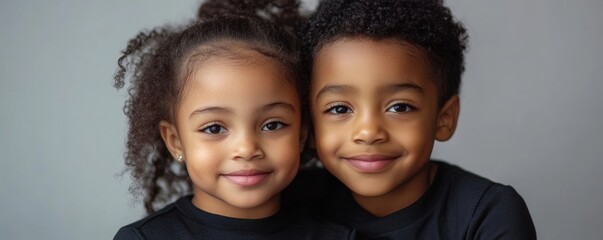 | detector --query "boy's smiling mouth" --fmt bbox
[342,154,400,173]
